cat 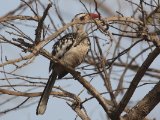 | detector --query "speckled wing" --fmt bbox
[49,33,78,72]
